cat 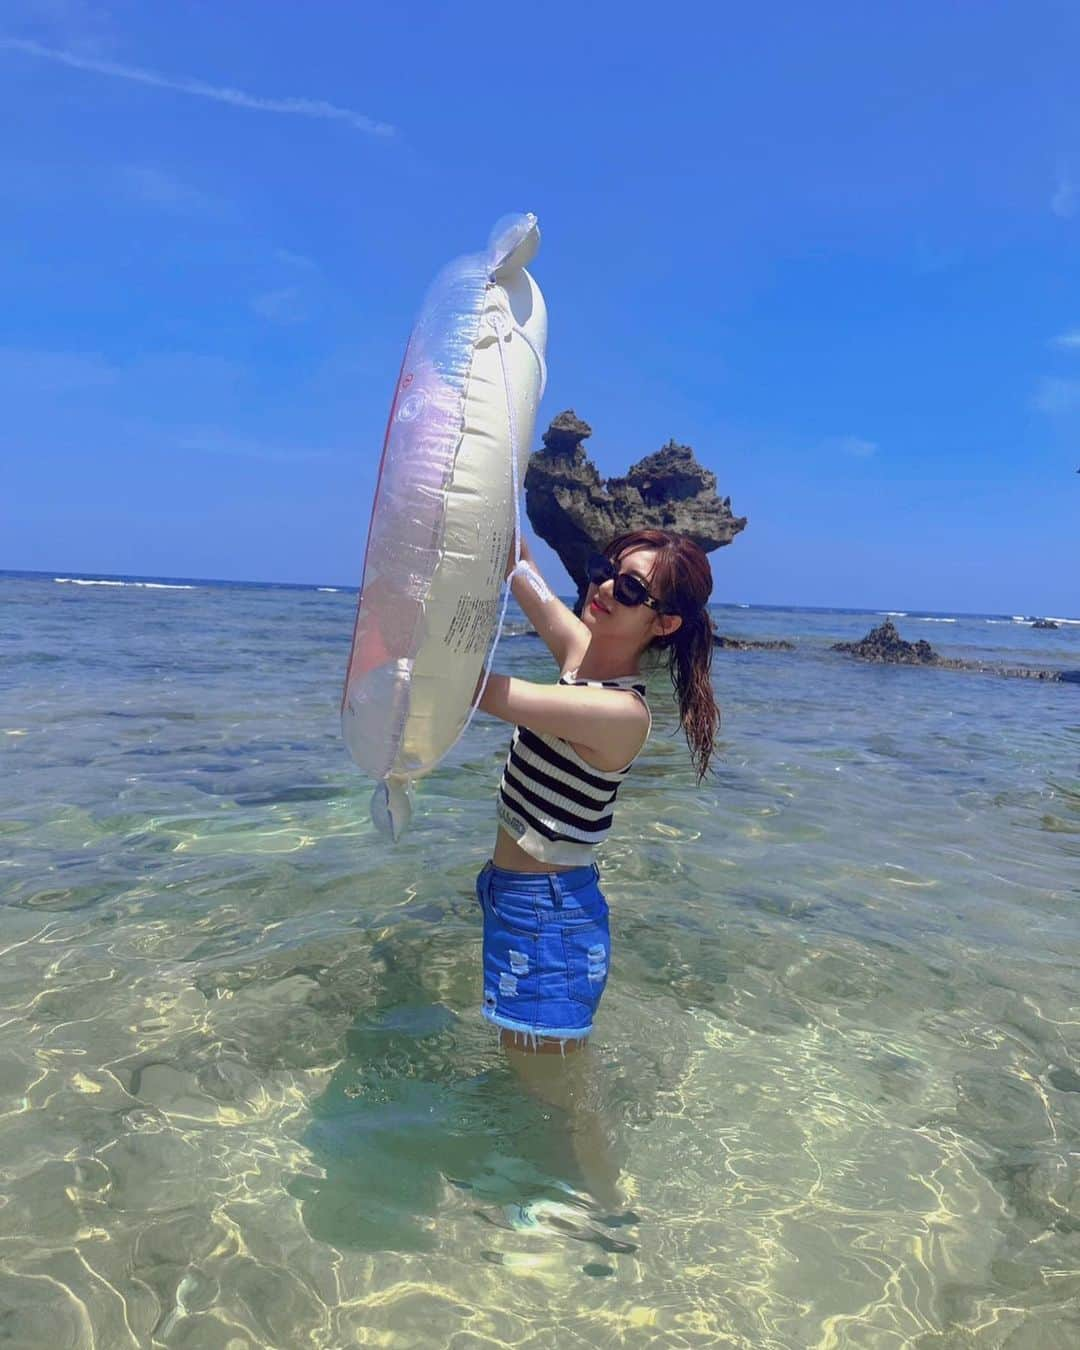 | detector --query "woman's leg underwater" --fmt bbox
[500,1031,623,1211]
